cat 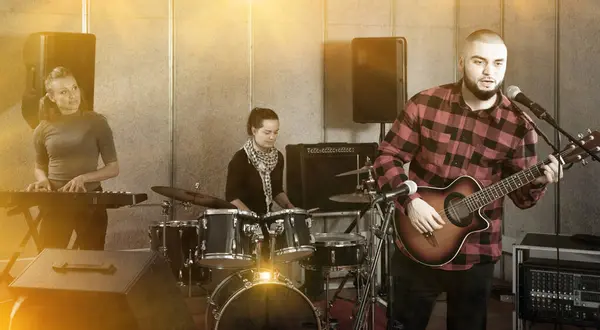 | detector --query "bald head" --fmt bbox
[466,29,504,45]
[462,29,505,58]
